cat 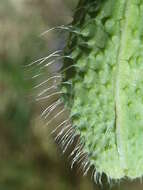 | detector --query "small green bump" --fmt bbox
[132,29,138,37]
[81,28,90,37]
[104,81,111,89]
[105,19,115,34]
[135,113,140,120]
[127,101,132,107]
[135,88,141,95]
[71,48,81,59]
[122,85,129,92]
[137,56,143,66]
[111,35,119,45]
